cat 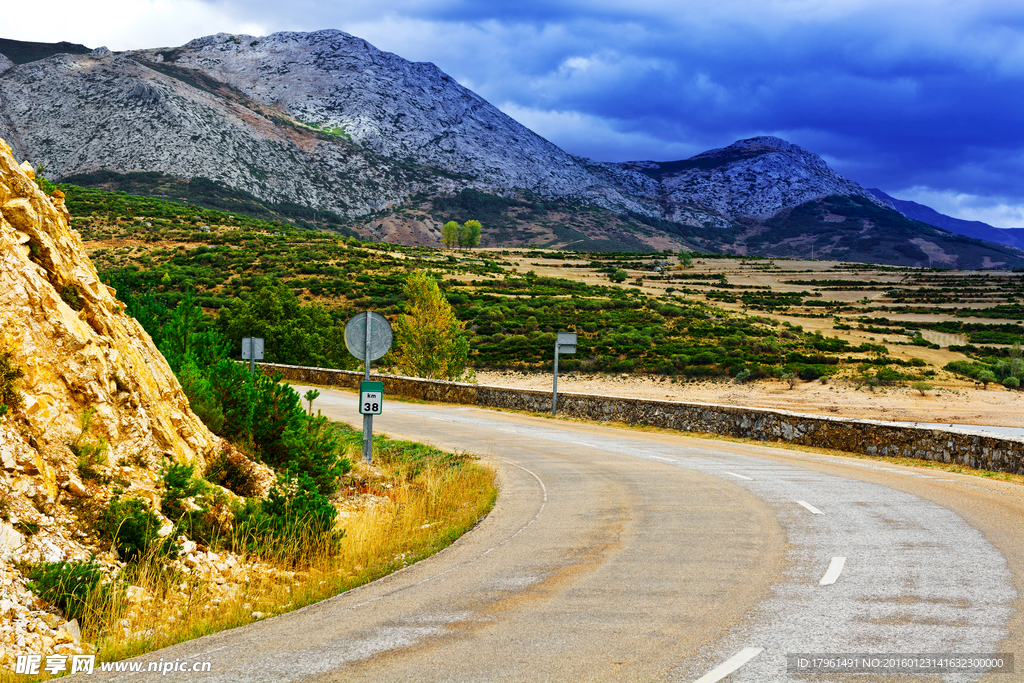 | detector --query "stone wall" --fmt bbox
[259,363,1024,475]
